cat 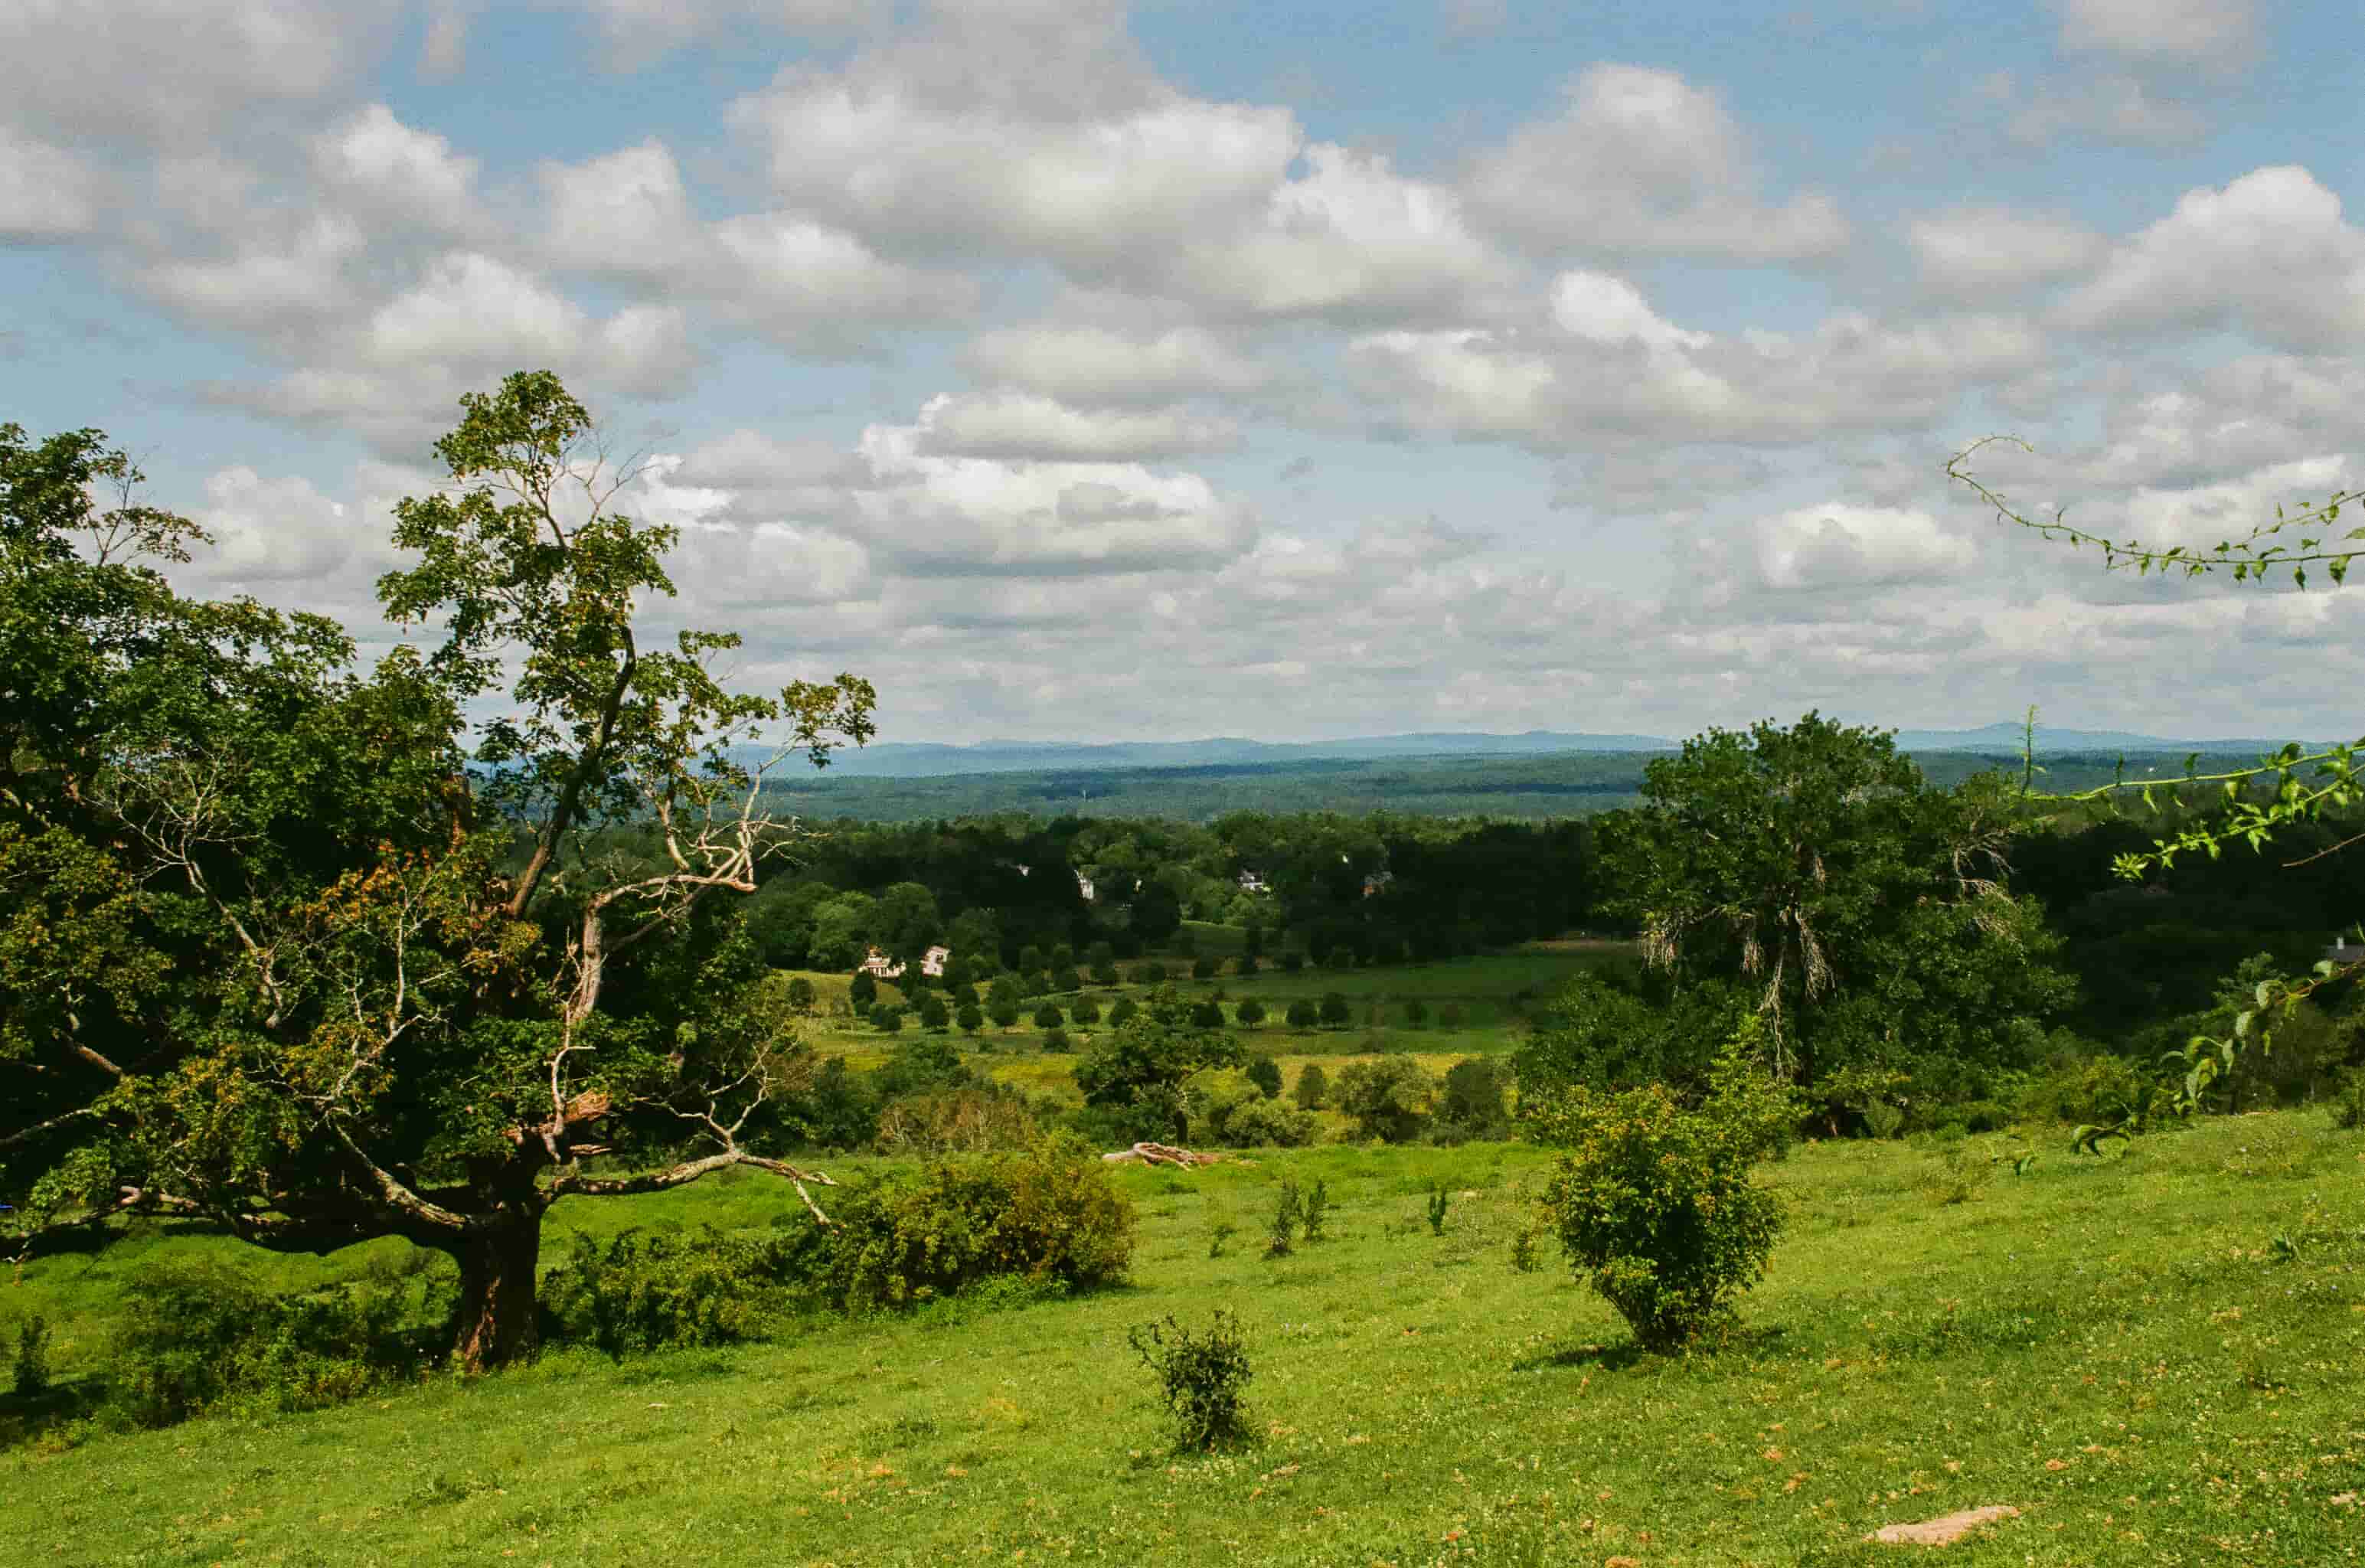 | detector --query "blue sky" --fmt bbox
[3,0,2360,744]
